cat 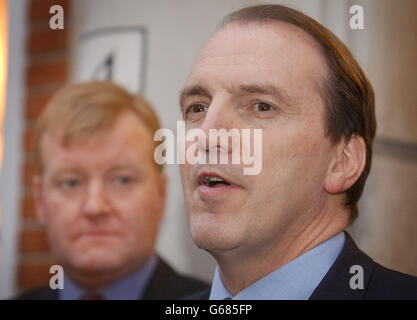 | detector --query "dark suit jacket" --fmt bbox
[185,232,417,300]
[15,257,209,300]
